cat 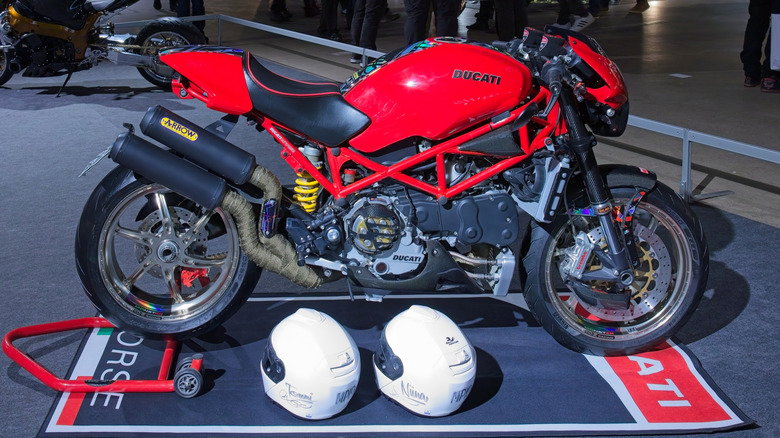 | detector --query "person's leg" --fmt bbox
[176,0,190,17]
[434,0,460,37]
[351,0,366,42]
[762,30,773,77]
[740,0,771,83]
[494,0,514,40]
[468,1,491,30]
[587,0,600,16]
[512,0,527,37]
[759,27,779,91]
[404,0,429,45]
[350,0,366,62]
[191,0,205,32]
[304,0,321,16]
[567,0,587,16]
[359,0,384,48]
[554,0,571,27]
[320,0,341,37]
